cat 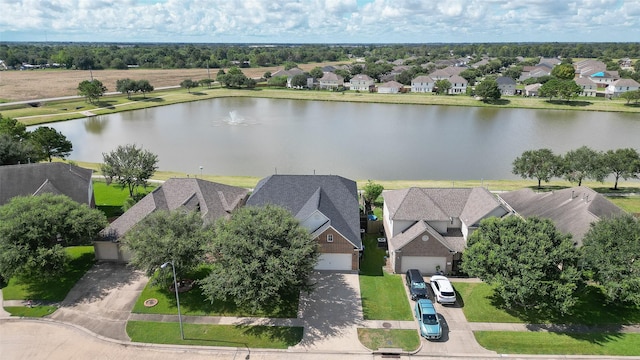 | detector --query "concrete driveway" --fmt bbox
[49,262,148,341]
[291,271,366,353]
